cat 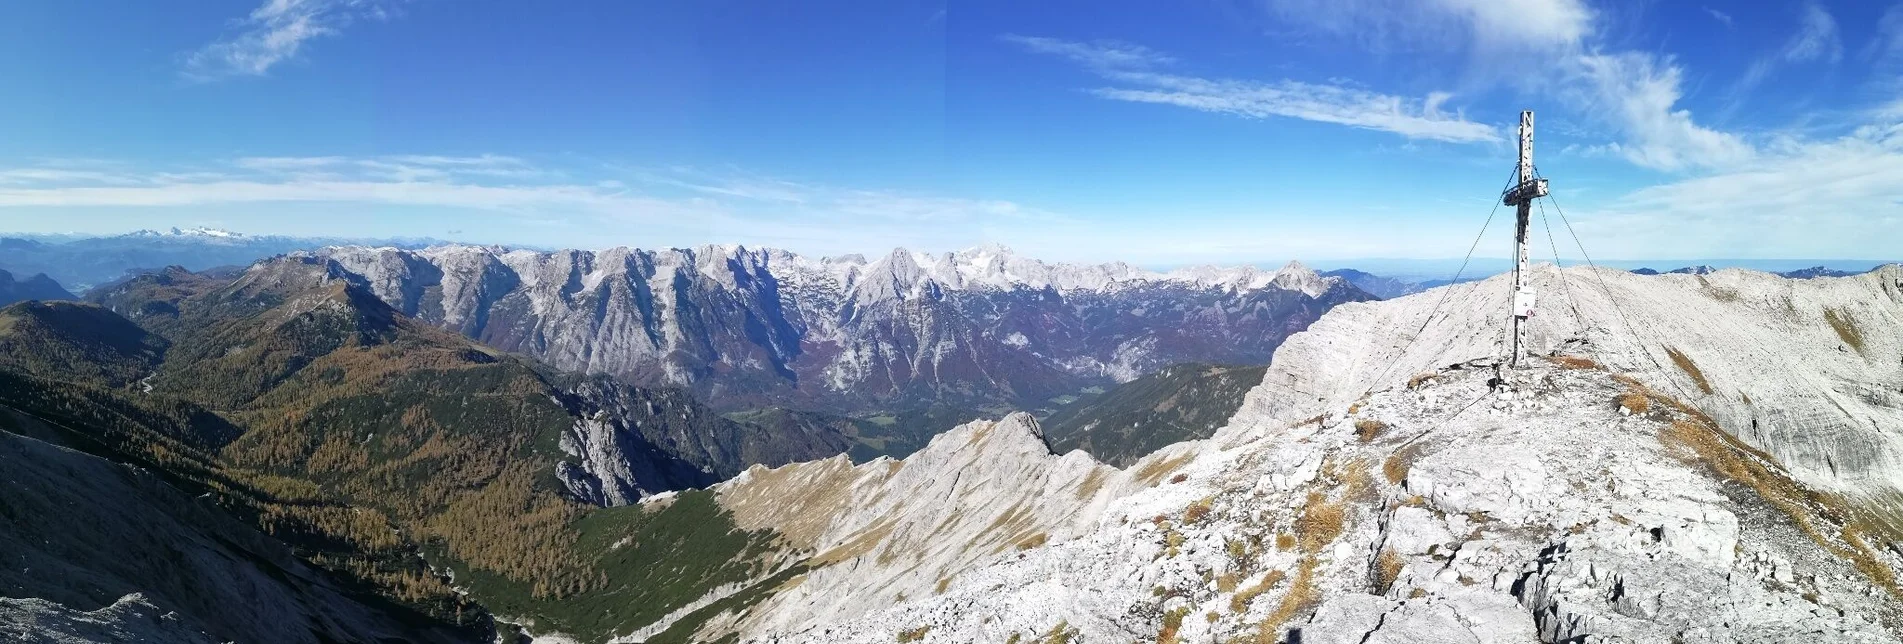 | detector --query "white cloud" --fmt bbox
[1009,37,1499,143]
[1092,73,1500,143]
[1564,52,1755,171]
[997,35,1175,70]
[233,155,546,181]
[1705,8,1734,28]
[1782,4,1843,64]
[1571,123,1903,258]
[183,0,400,80]
[1733,3,1842,95]
[1258,0,1592,53]
[0,158,1071,257]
